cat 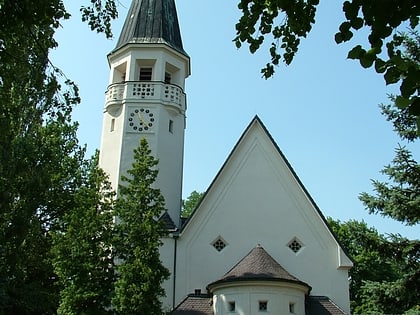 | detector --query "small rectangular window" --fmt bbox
[140,67,152,81]
[259,301,268,312]
[164,72,171,84]
[289,302,295,314]
[110,118,115,132]
[169,119,174,133]
[228,301,235,312]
